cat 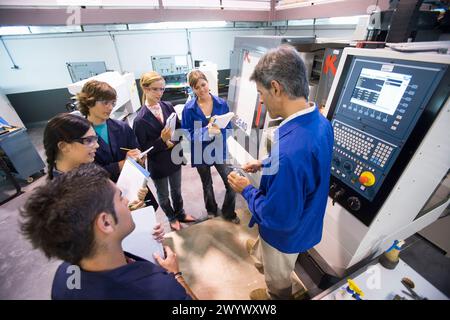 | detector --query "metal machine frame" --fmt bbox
[226,36,348,185]
[67,71,141,127]
[315,47,450,276]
